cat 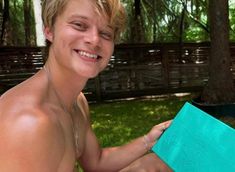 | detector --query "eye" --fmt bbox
[71,21,88,31]
[100,31,113,41]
